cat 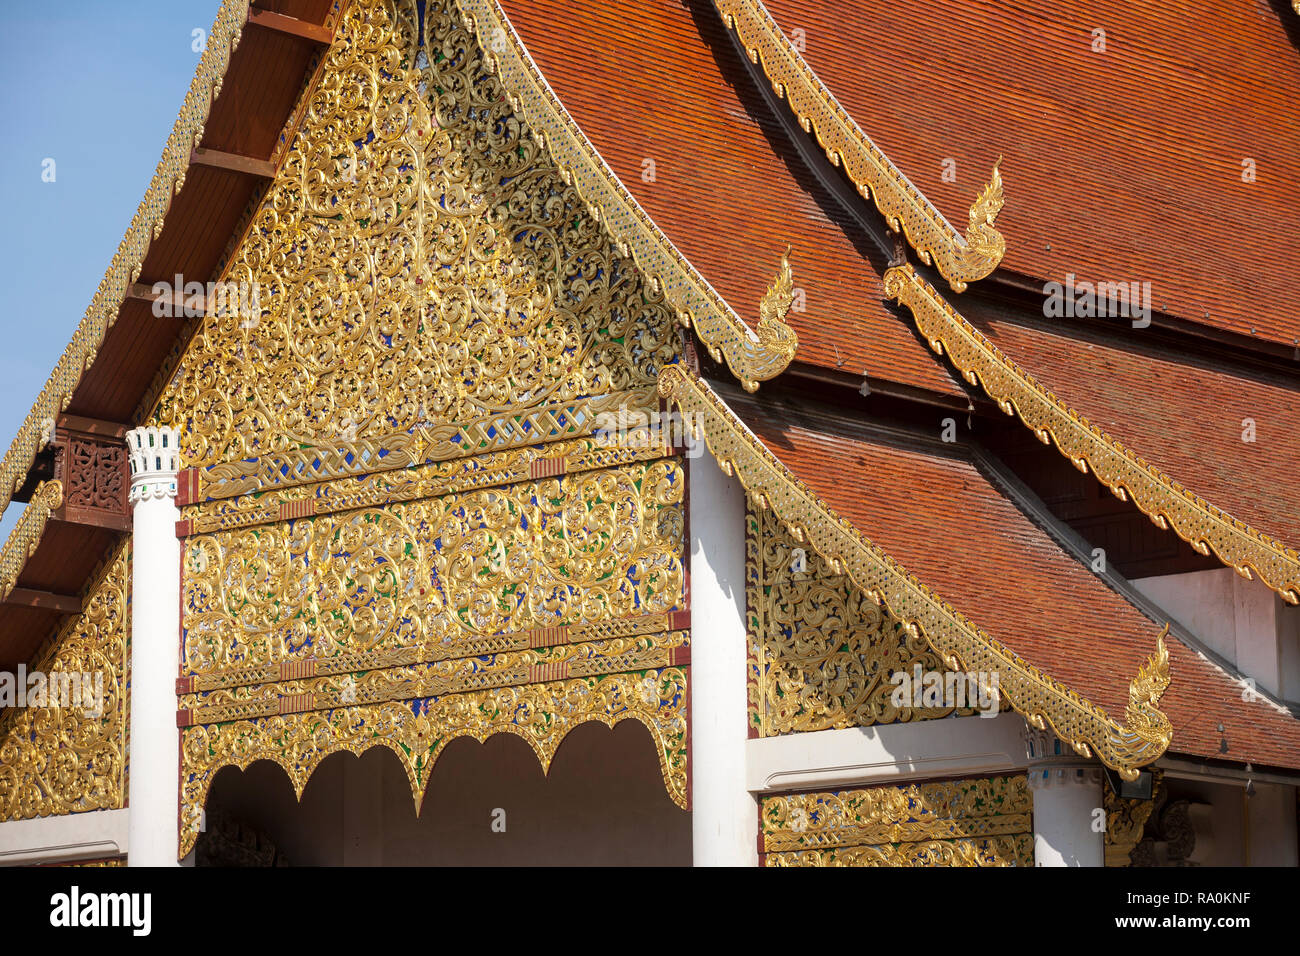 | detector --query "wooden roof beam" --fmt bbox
[2,587,81,615]
[189,147,275,179]
[247,8,333,45]
[55,414,128,441]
